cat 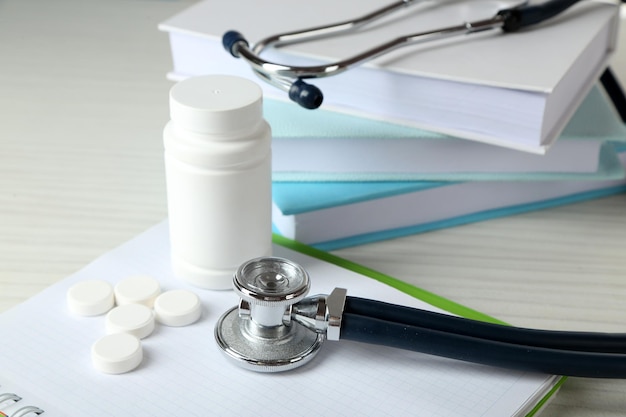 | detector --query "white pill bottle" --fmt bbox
[164,75,272,290]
